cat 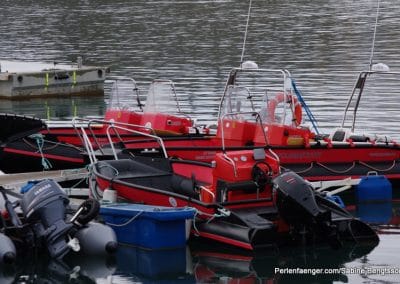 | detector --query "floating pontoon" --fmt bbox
[0,59,108,99]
